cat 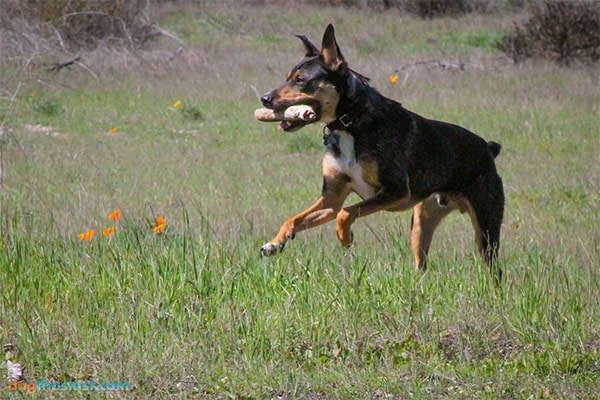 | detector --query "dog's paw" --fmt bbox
[343,231,354,248]
[260,242,281,257]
